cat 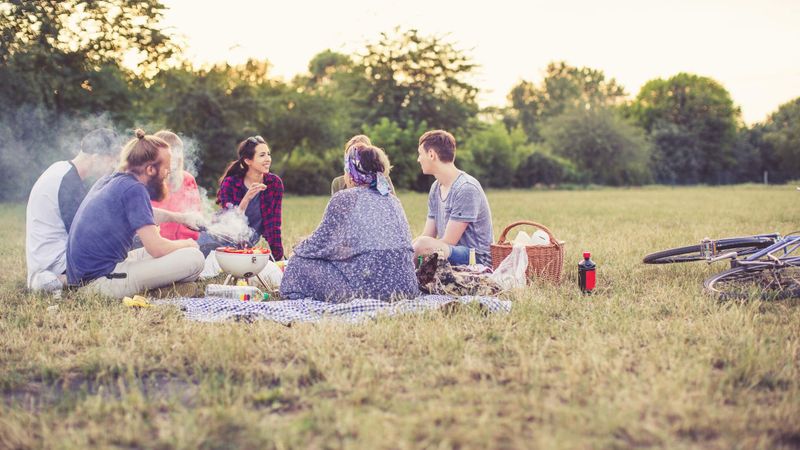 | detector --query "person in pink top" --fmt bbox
[150,130,202,240]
